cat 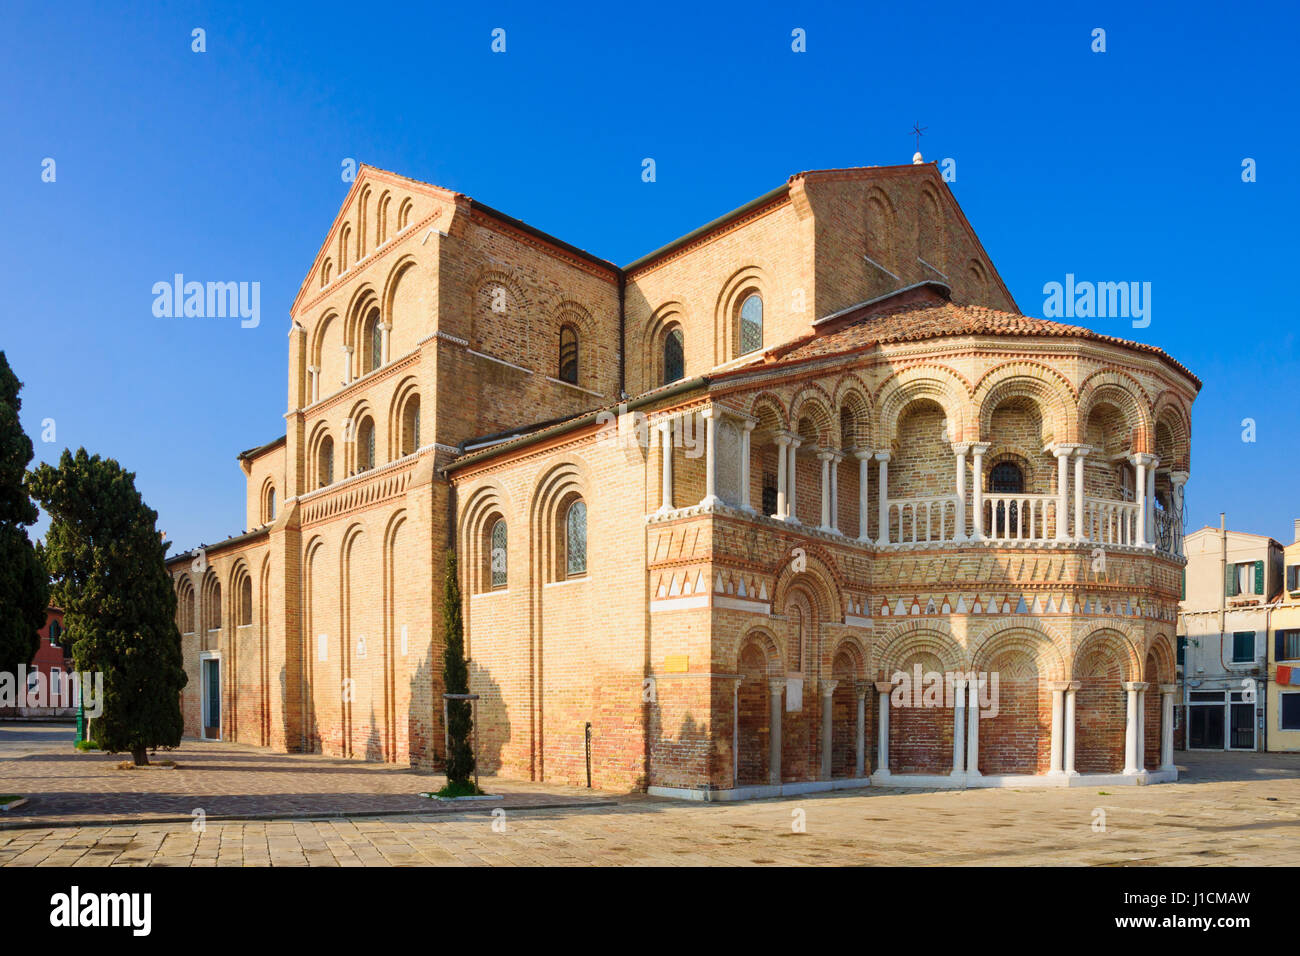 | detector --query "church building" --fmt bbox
[166,157,1197,798]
